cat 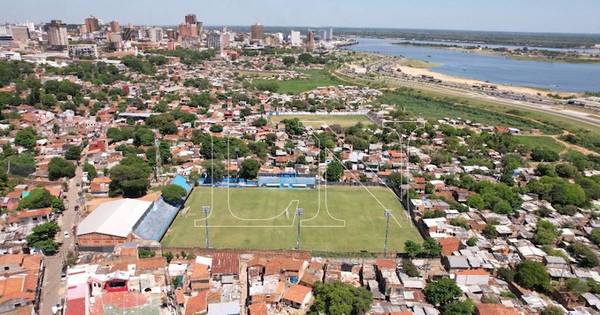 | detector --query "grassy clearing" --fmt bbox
[333,67,600,137]
[514,135,565,153]
[270,114,372,128]
[253,69,343,94]
[161,186,421,252]
[399,58,439,68]
[377,90,563,134]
